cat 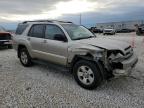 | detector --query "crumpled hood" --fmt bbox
[75,38,130,52]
